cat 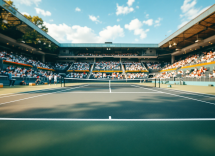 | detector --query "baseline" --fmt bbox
[0,118,215,121]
